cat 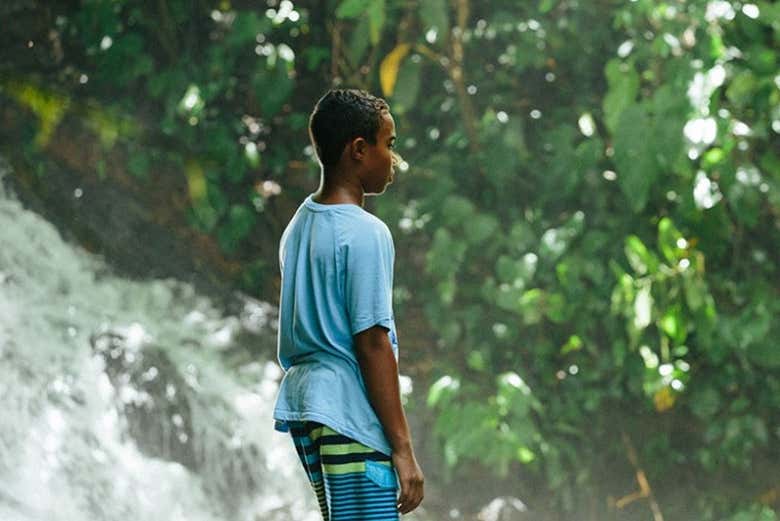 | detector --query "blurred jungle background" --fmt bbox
[0,0,778,520]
